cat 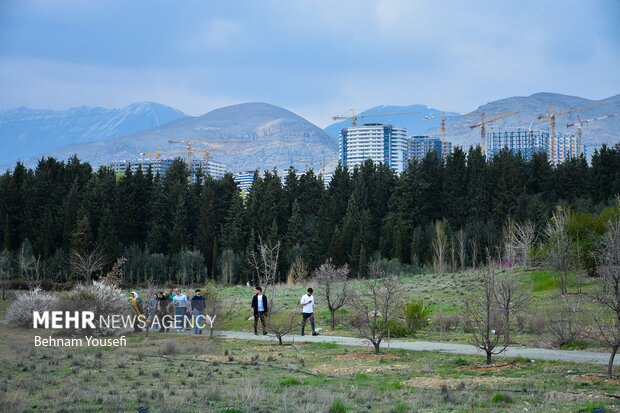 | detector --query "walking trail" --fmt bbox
[196,330,618,366]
